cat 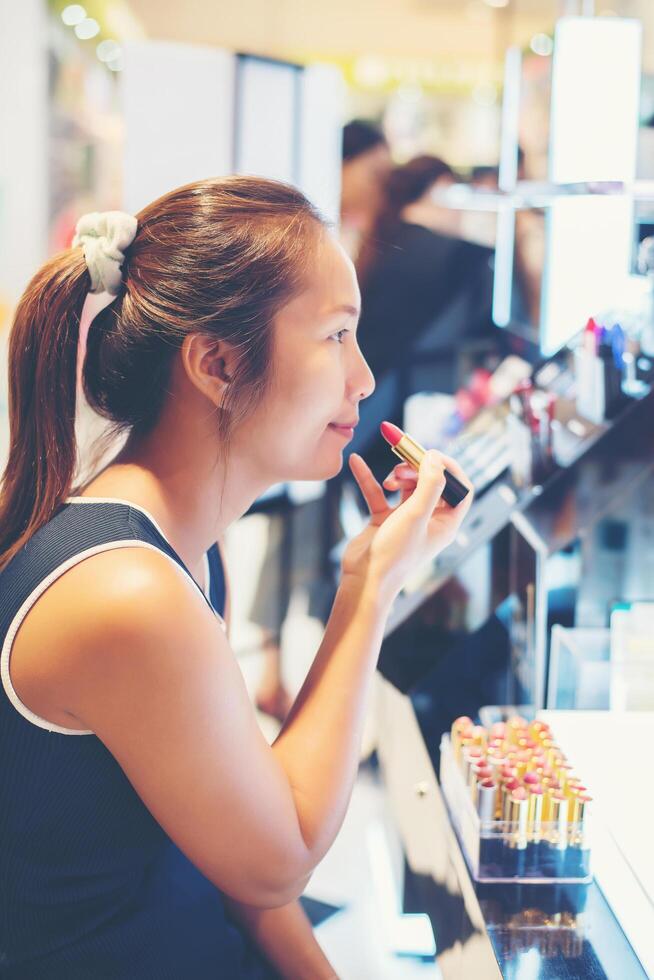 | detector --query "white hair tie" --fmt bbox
[73,210,138,295]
